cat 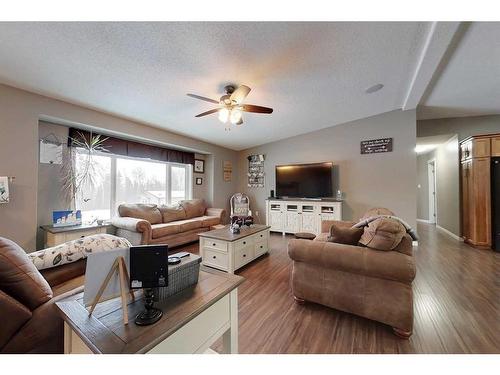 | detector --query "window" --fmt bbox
[74,150,192,223]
